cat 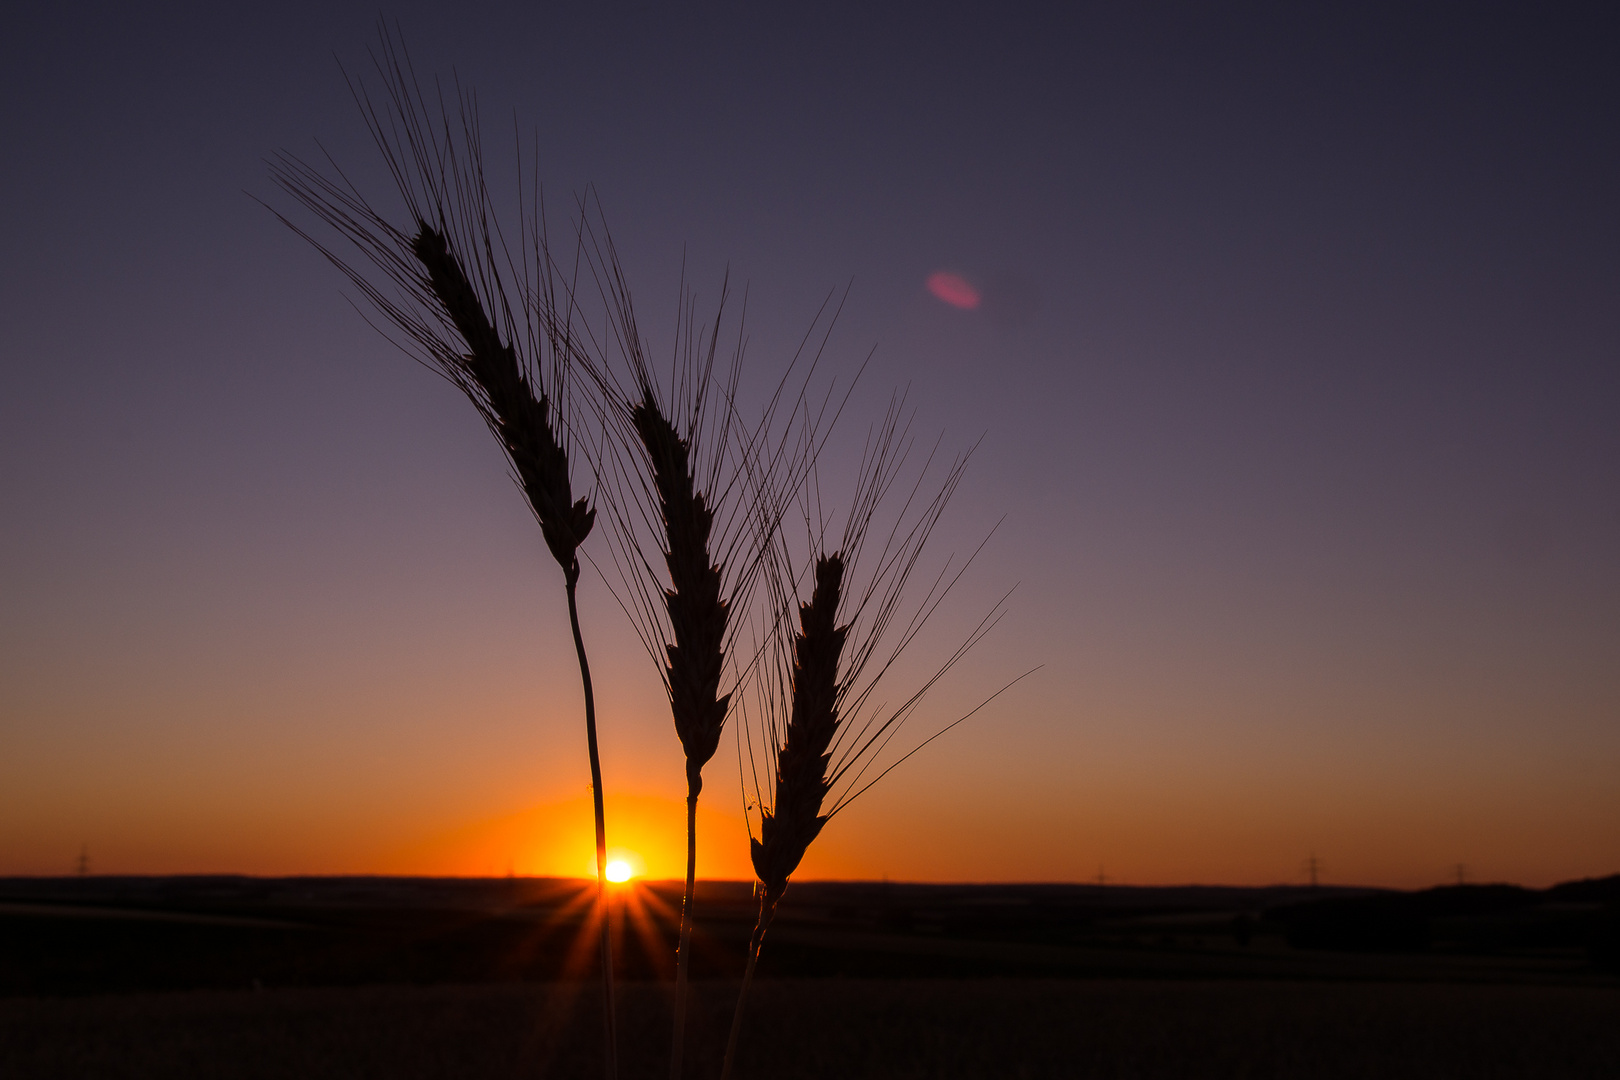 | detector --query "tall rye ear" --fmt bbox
[628,394,732,774]
[563,218,787,1080]
[618,391,735,1080]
